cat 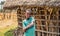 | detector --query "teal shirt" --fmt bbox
[22,17,35,36]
